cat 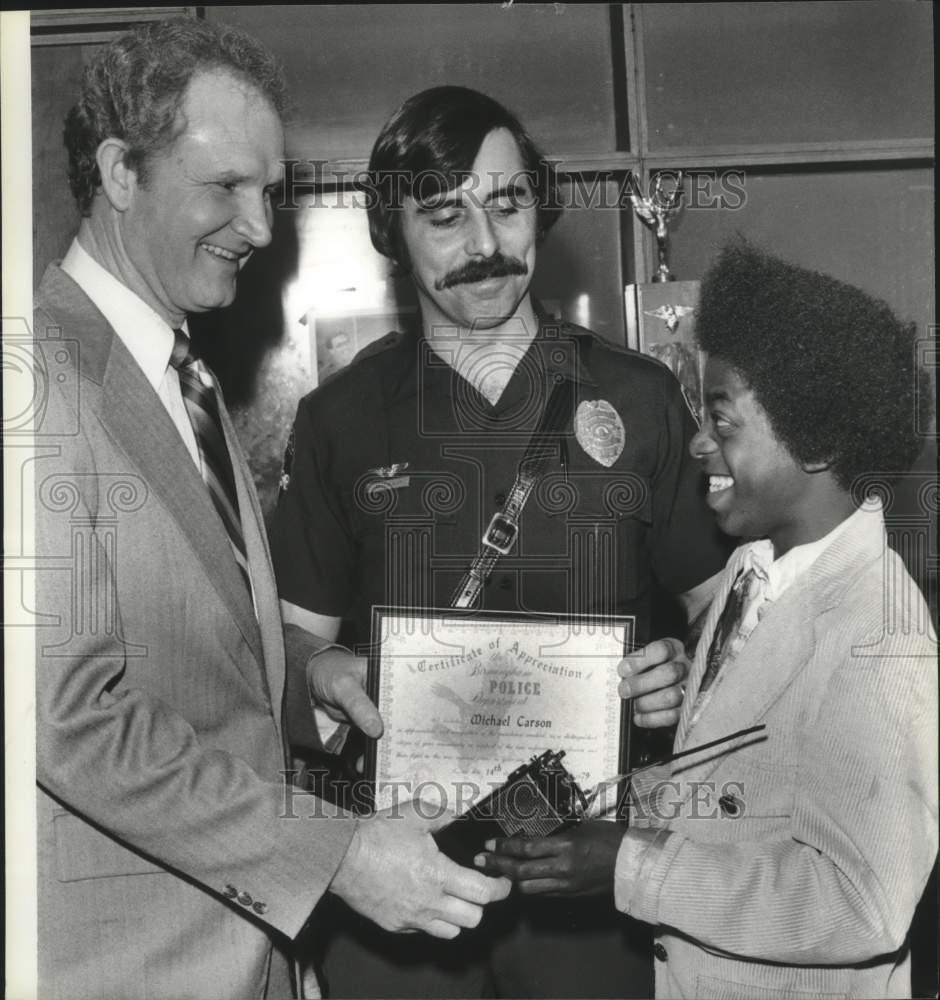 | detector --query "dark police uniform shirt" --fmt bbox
[271,316,728,651]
